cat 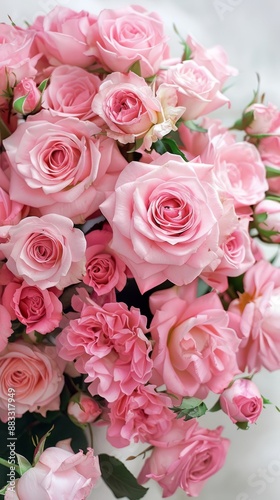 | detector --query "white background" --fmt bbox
[1,1,280,499]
